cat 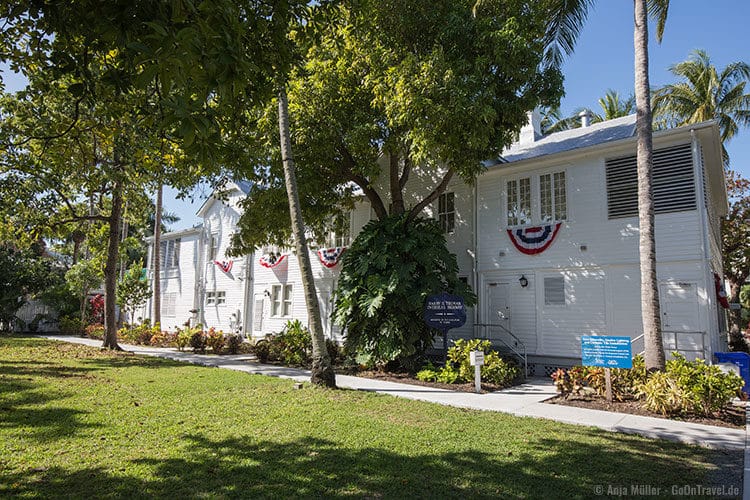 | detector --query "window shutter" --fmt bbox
[606,144,695,218]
